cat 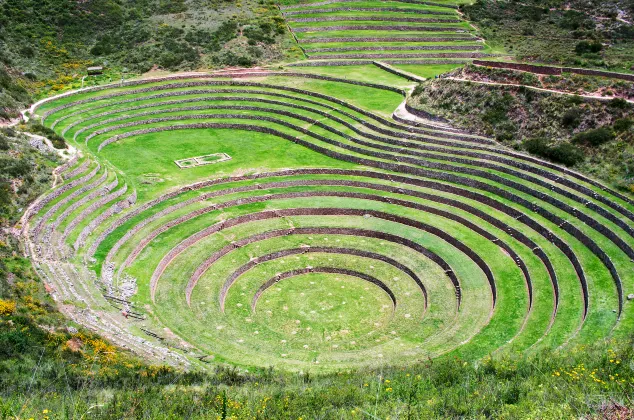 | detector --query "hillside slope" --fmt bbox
[0,0,300,121]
